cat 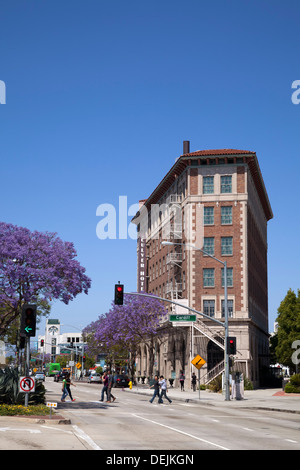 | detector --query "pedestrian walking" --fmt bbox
[106,370,116,403]
[100,371,108,402]
[61,373,76,402]
[191,372,197,392]
[149,375,162,403]
[159,375,172,403]
[179,370,185,391]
